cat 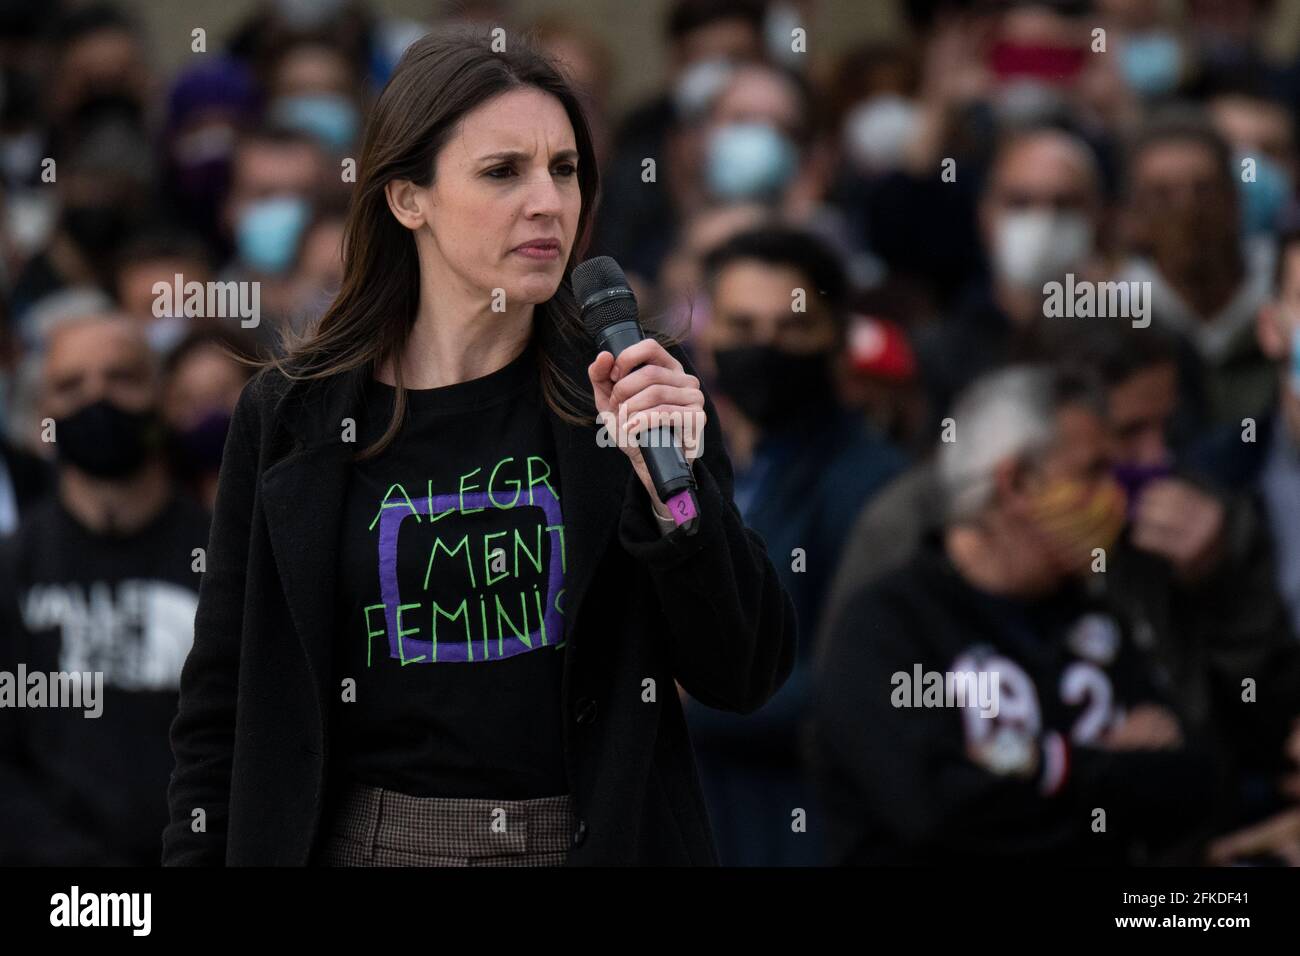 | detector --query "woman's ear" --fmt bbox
[384,178,427,231]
